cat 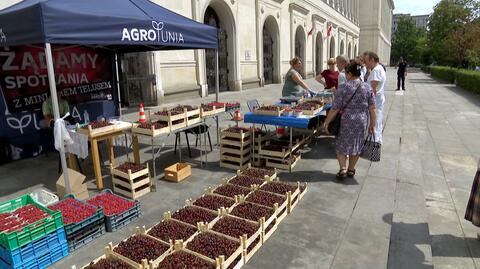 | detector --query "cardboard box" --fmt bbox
[56,168,88,199]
